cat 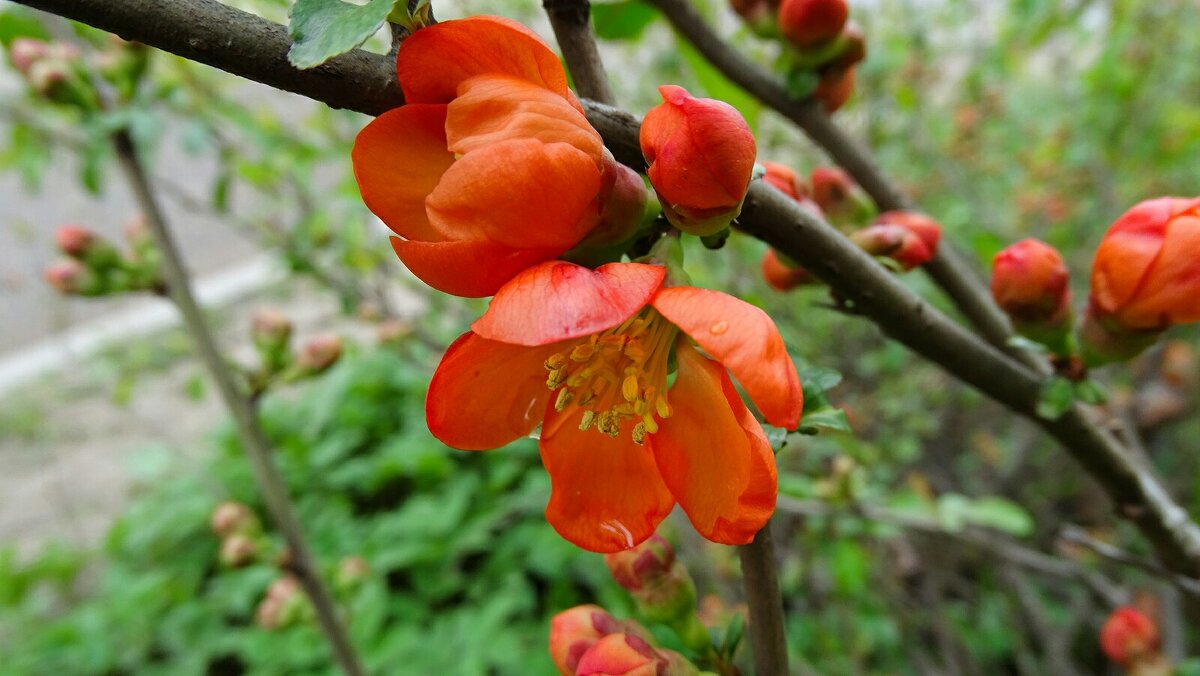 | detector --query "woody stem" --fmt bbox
[739,521,789,674]
[542,0,617,105]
